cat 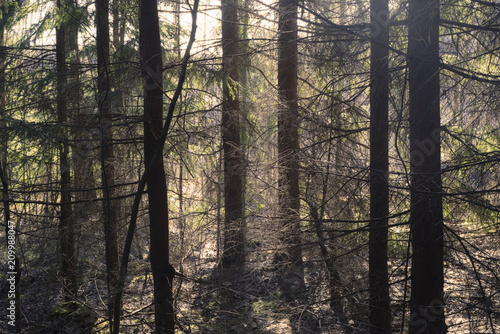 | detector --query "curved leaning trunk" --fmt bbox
[140,0,174,332]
